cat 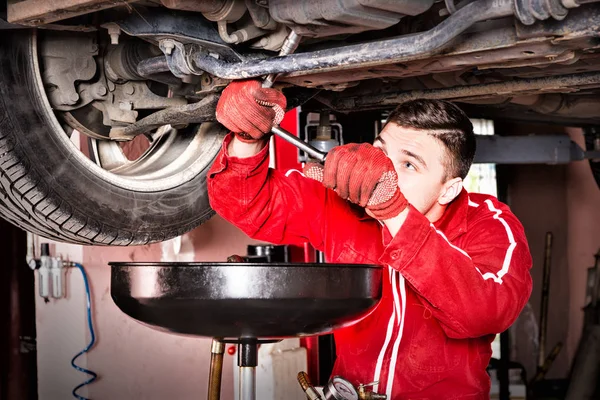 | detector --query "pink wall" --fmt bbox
[36,215,262,399]
[35,242,90,399]
[84,215,263,399]
[505,162,570,379]
[501,124,600,379]
[565,128,600,364]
